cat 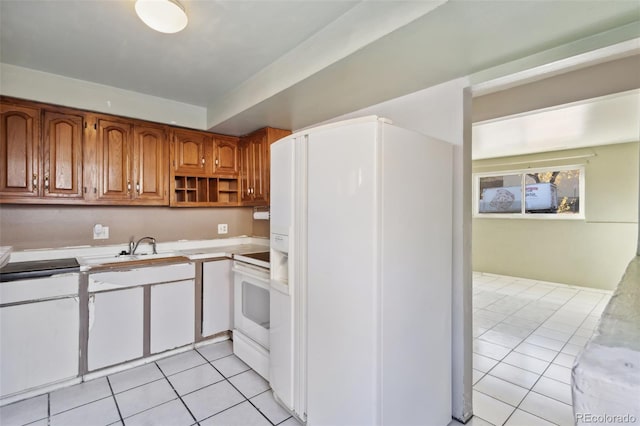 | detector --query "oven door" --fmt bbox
[233,262,270,349]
